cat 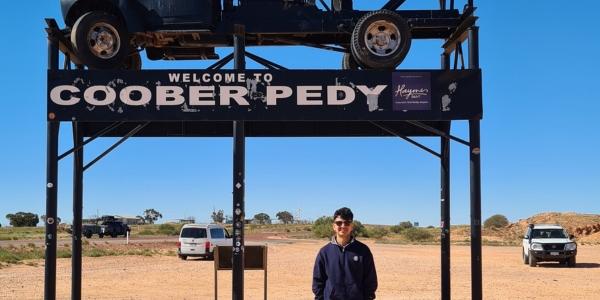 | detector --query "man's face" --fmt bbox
[332,217,353,238]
